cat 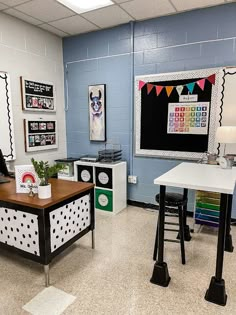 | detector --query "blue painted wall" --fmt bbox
[63,3,236,215]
